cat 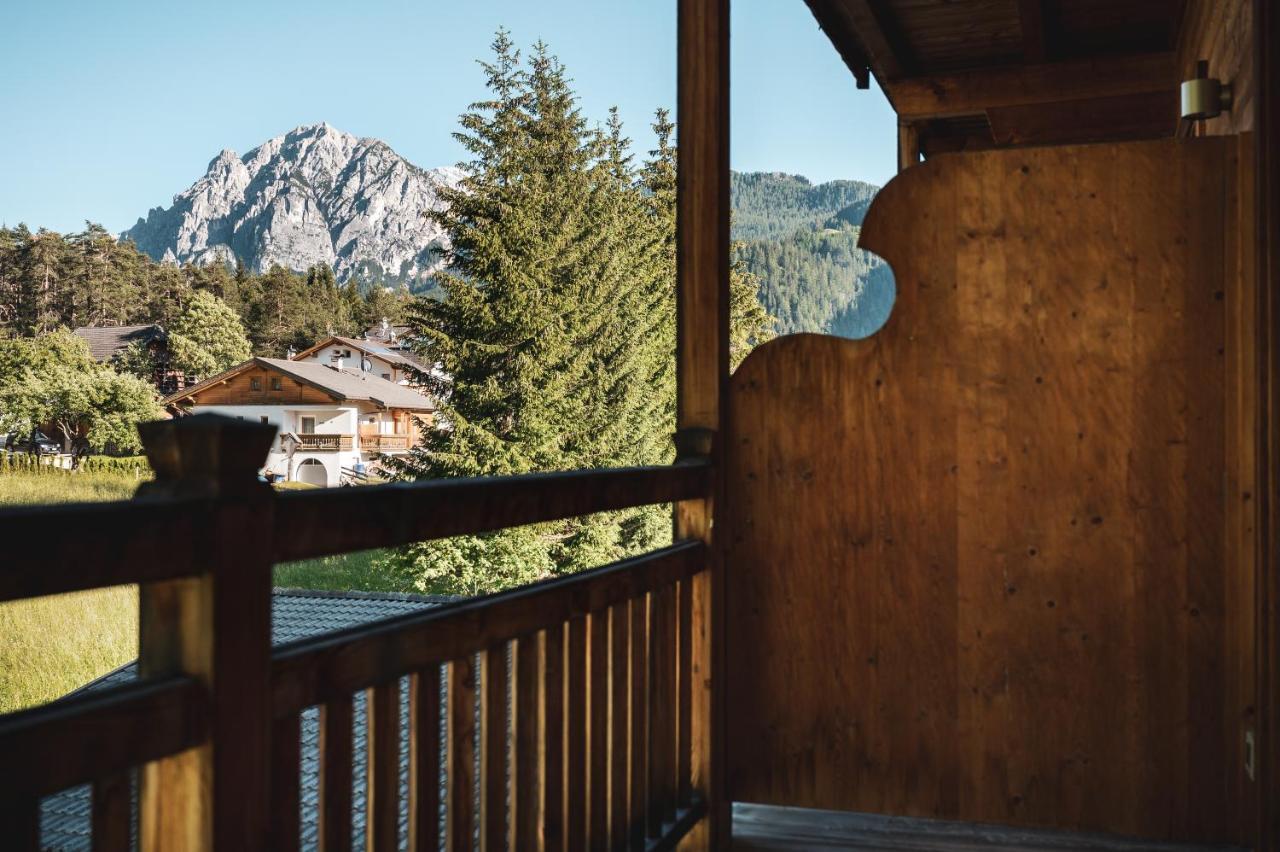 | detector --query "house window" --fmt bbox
[301,416,316,434]
[342,349,352,358]
[270,377,282,391]
[250,377,261,391]
[260,416,269,425]
[382,373,391,380]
